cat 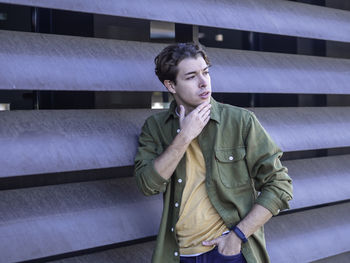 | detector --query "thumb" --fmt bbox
[202,237,219,247]
[179,105,185,122]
